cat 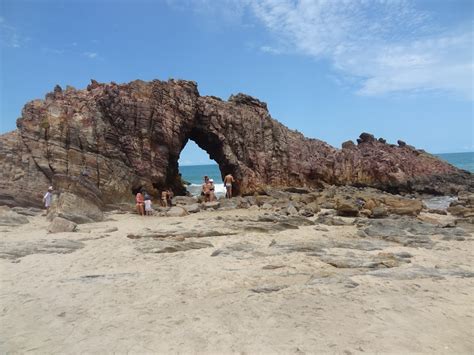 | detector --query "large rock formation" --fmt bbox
[0,79,472,207]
